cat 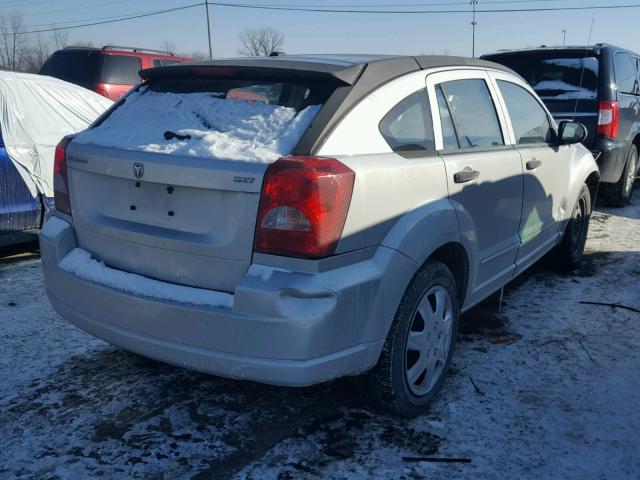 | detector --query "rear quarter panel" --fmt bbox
[317,70,468,305]
[564,143,601,219]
